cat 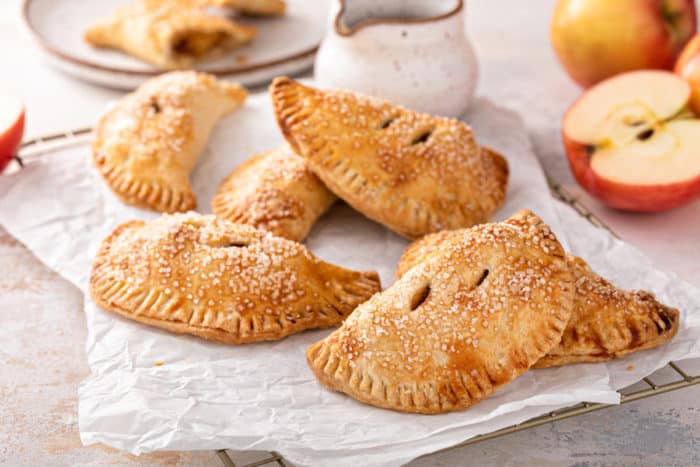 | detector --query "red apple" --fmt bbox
[0,93,25,172]
[675,35,700,115]
[551,0,697,88]
[563,70,700,212]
